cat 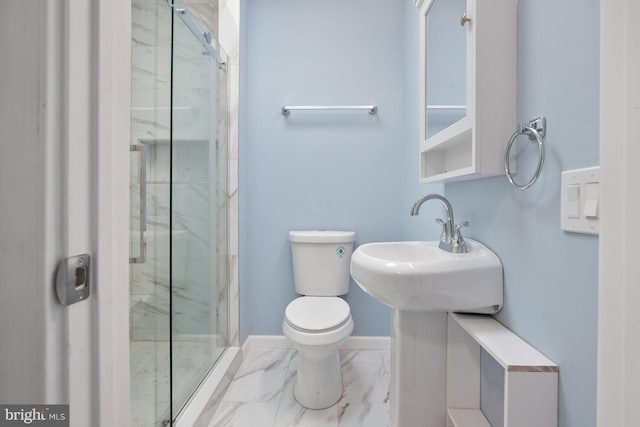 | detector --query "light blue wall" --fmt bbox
[240,0,410,339]
[401,1,444,240]
[404,1,600,426]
